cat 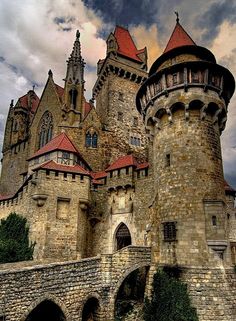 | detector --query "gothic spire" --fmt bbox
[65,29,85,85]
